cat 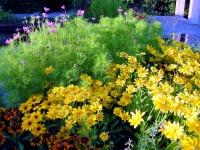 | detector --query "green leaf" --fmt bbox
[21,134,34,141]
[3,131,15,142]
[46,124,59,130]
[124,125,133,133]
[111,127,122,134]
[17,141,24,150]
